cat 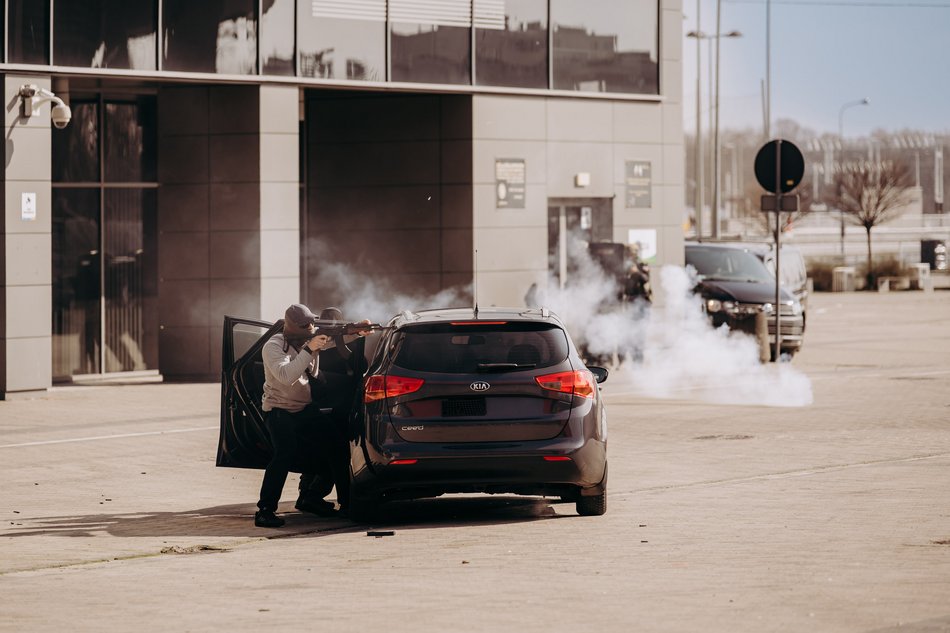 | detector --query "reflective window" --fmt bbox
[52,102,100,183]
[391,0,471,85]
[52,189,101,378]
[54,0,157,69]
[551,0,658,94]
[297,1,386,81]
[261,0,295,75]
[163,0,257,74]
[475,0,548,89]
[105,100,157,182]
[8,0,50,64]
